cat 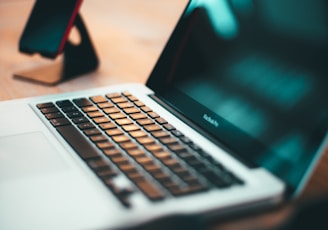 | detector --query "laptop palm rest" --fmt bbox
[0,132,68,182]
